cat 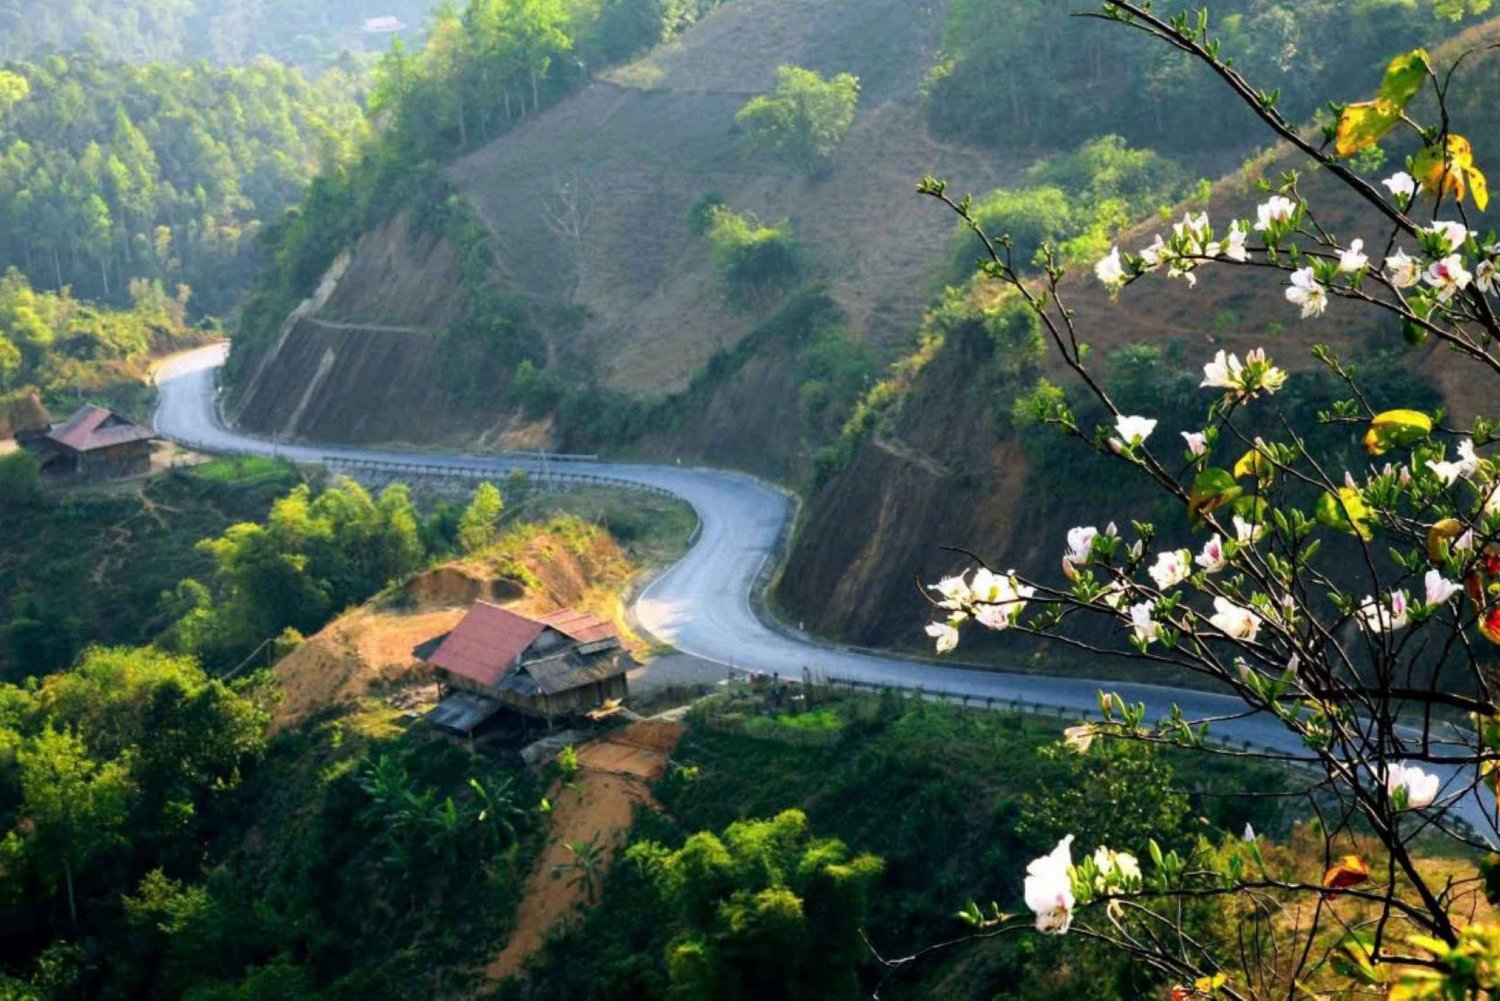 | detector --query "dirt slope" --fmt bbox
[448,0,1007,396]
[487,720,684,982]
